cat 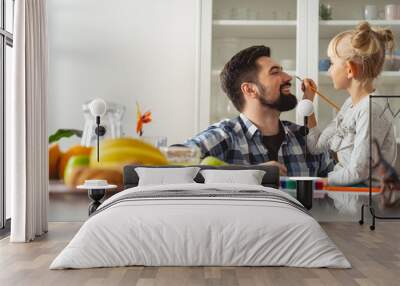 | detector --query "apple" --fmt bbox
[200,156,228,166]
[64,155,90,186]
